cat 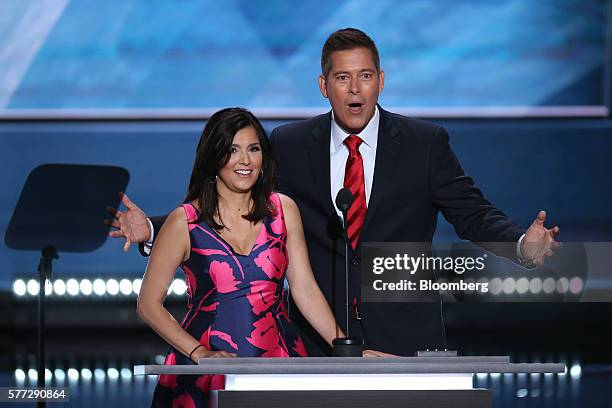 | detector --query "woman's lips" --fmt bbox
[234,169,253,178]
